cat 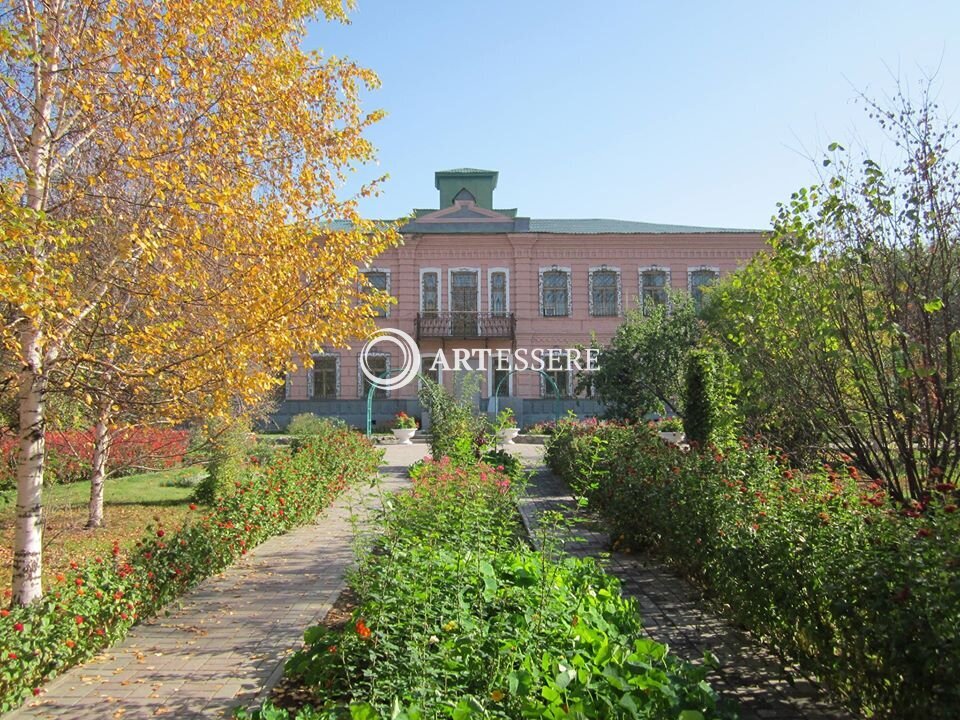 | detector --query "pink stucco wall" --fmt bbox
[286,228,767,401]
